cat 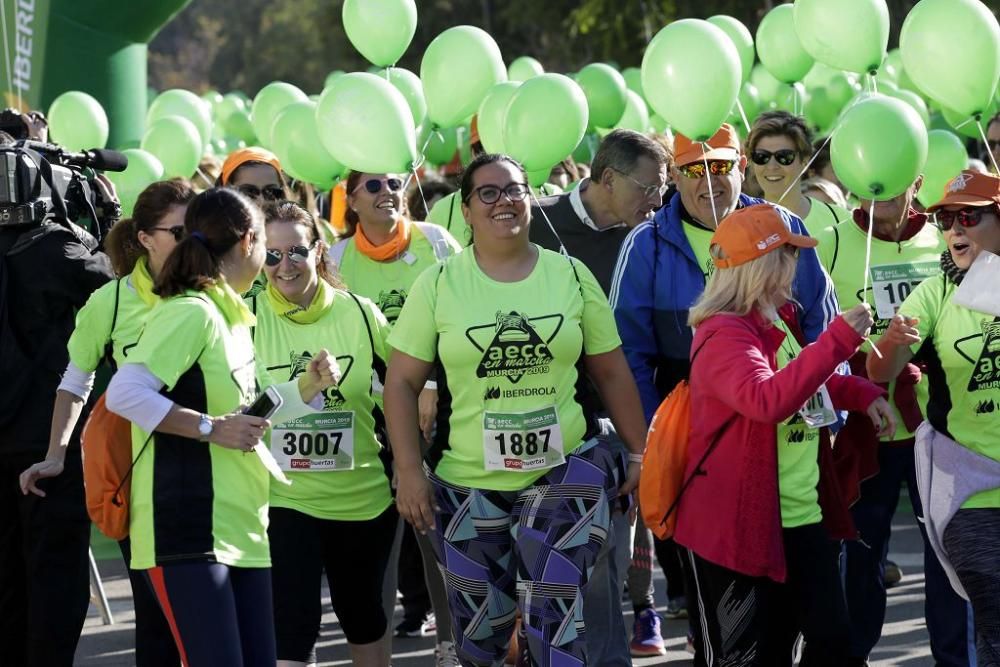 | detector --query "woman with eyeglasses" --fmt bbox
[679,203,892,667]
[747,111,850,232]
[869,171,1000,662]
[218,147,290,205]
[249,201,399,667]
[384,153,648,666]
[18,179,195,667]
[103,188,340,666]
